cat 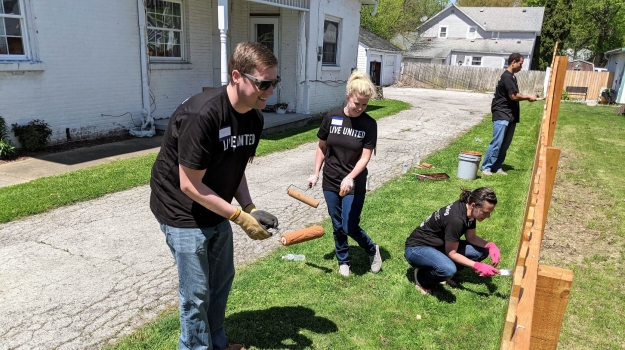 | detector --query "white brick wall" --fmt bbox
[0,0,213,146]
[0,0,143,145]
